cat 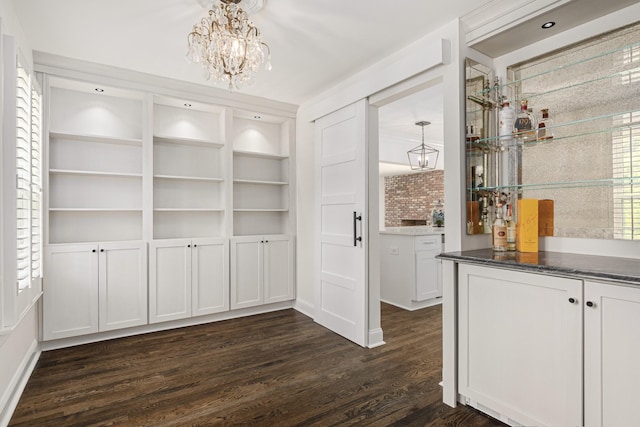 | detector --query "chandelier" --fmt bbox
[186,0,271,90]
[407,121,439,170]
